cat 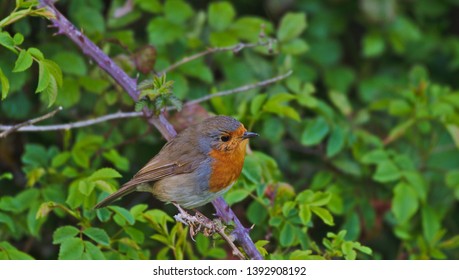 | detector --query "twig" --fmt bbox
[0,106,62,138]
[185,70,293,107]
[0,111,142,133]
[159,40,273,75]
[0,72,291,133]
[173,203,246,260]
[38,0,176,140]
[39,0,263,259]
